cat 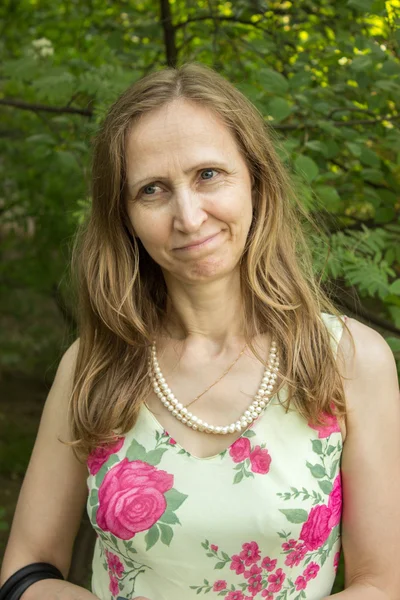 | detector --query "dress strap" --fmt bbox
[320,312,347,361]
